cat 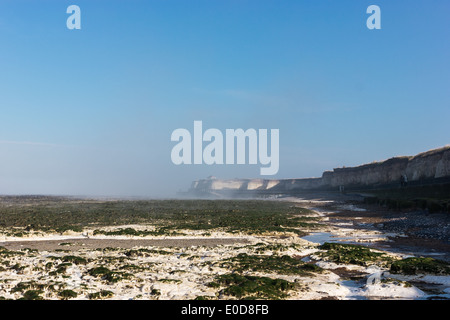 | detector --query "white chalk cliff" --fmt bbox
[189,146,450,193]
